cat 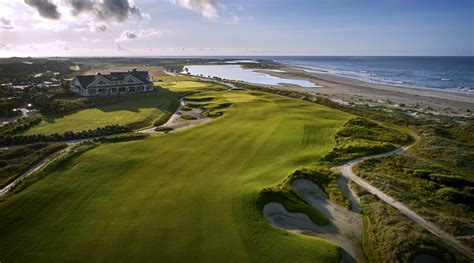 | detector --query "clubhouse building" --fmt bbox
[72,69,153,97]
